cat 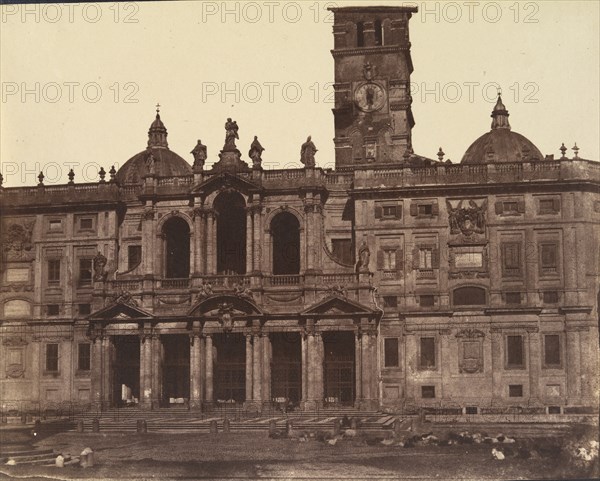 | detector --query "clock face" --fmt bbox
[354,82,386,112]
